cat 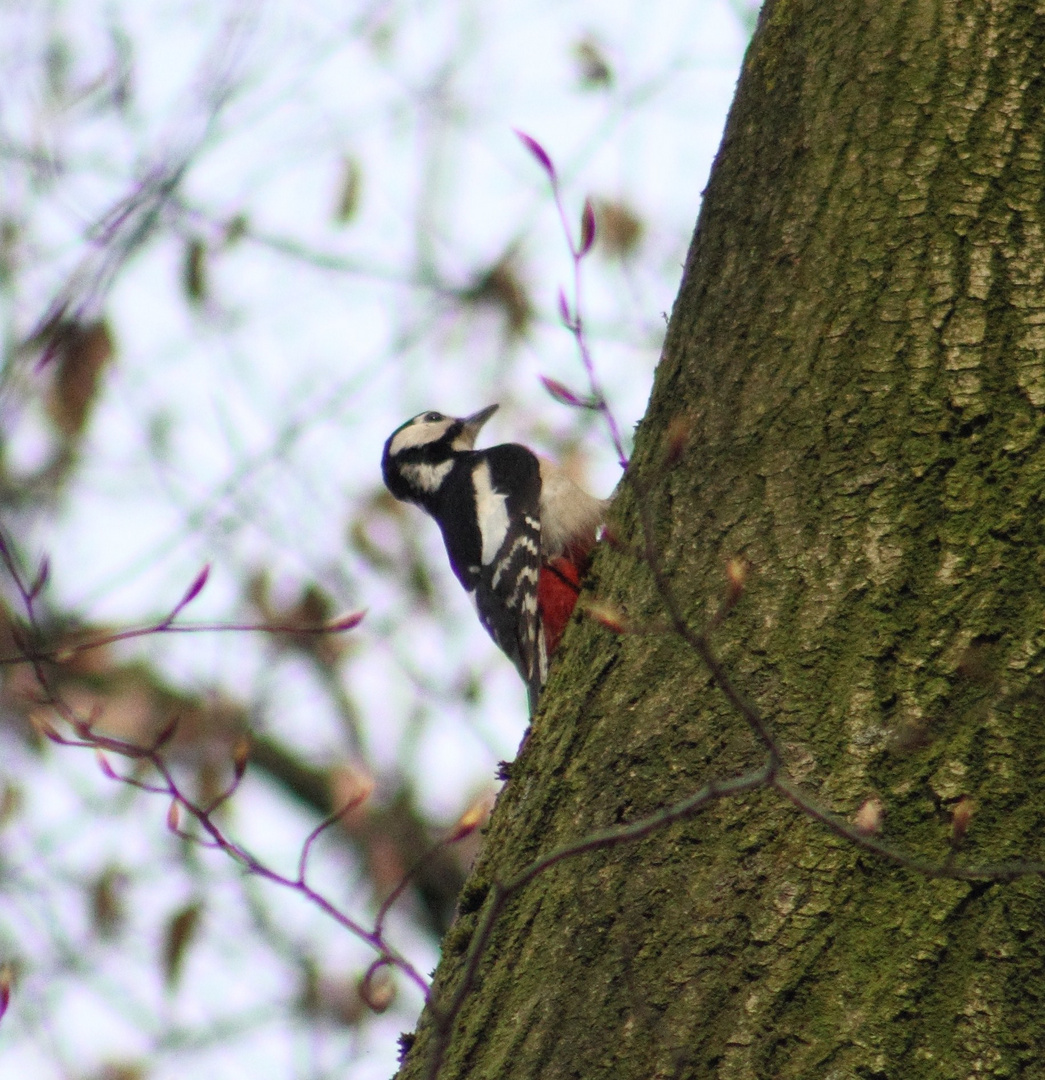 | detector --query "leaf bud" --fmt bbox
[853,796,884,836]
